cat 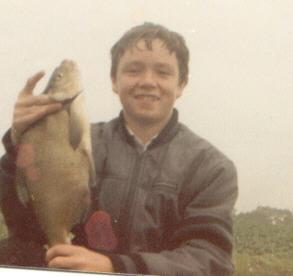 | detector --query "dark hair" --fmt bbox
[110,22,189,85]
